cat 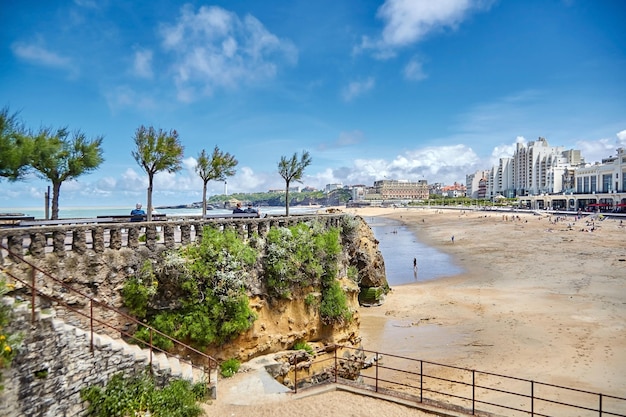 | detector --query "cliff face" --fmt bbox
[3,215,387,363]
